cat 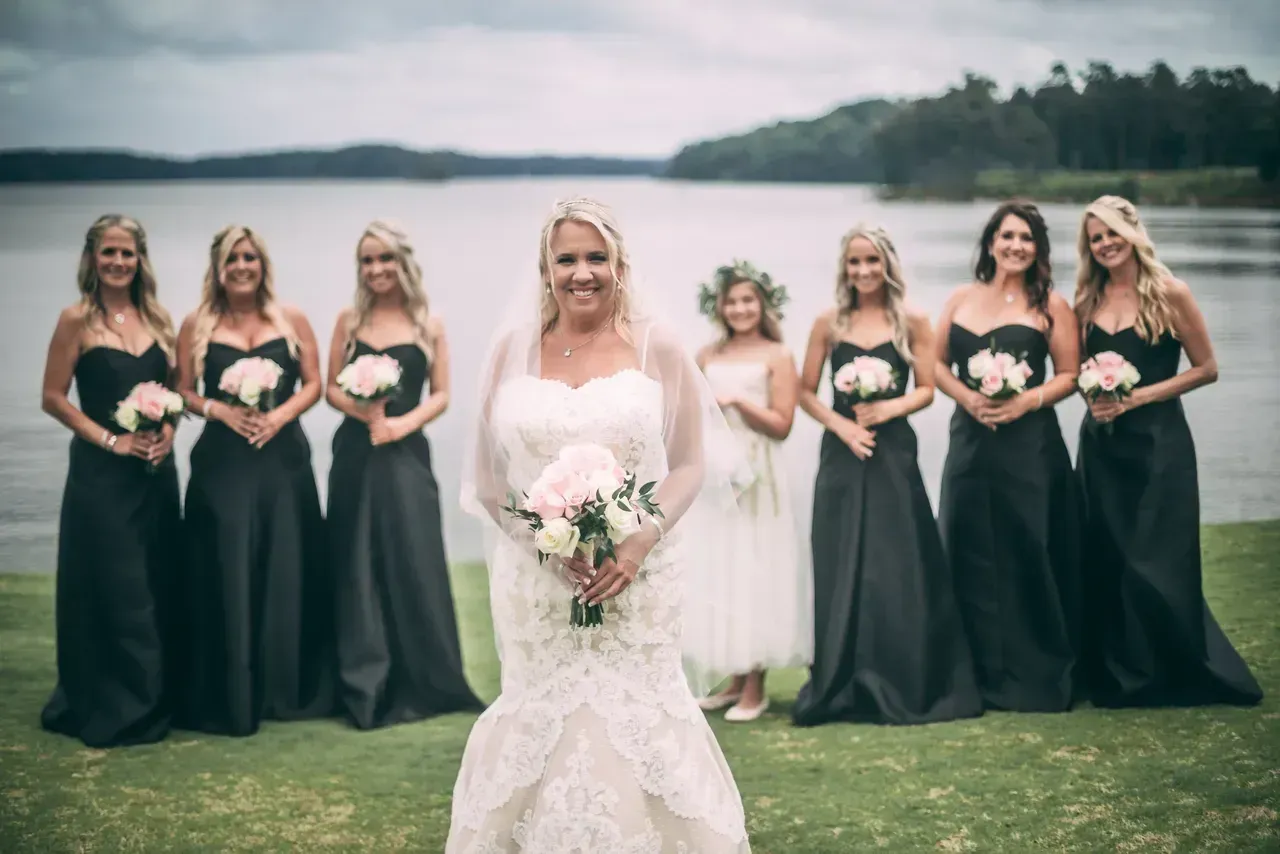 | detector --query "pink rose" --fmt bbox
[992,352,1017,372]
[1094,351,1126,372]
[1016,361,1033,381]
[1098,372,1119,392]
[558,444,619,476]
[556,472,593,513]
[980,371,1003,395]
[524,482,568,520]
[832,364,857,394]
